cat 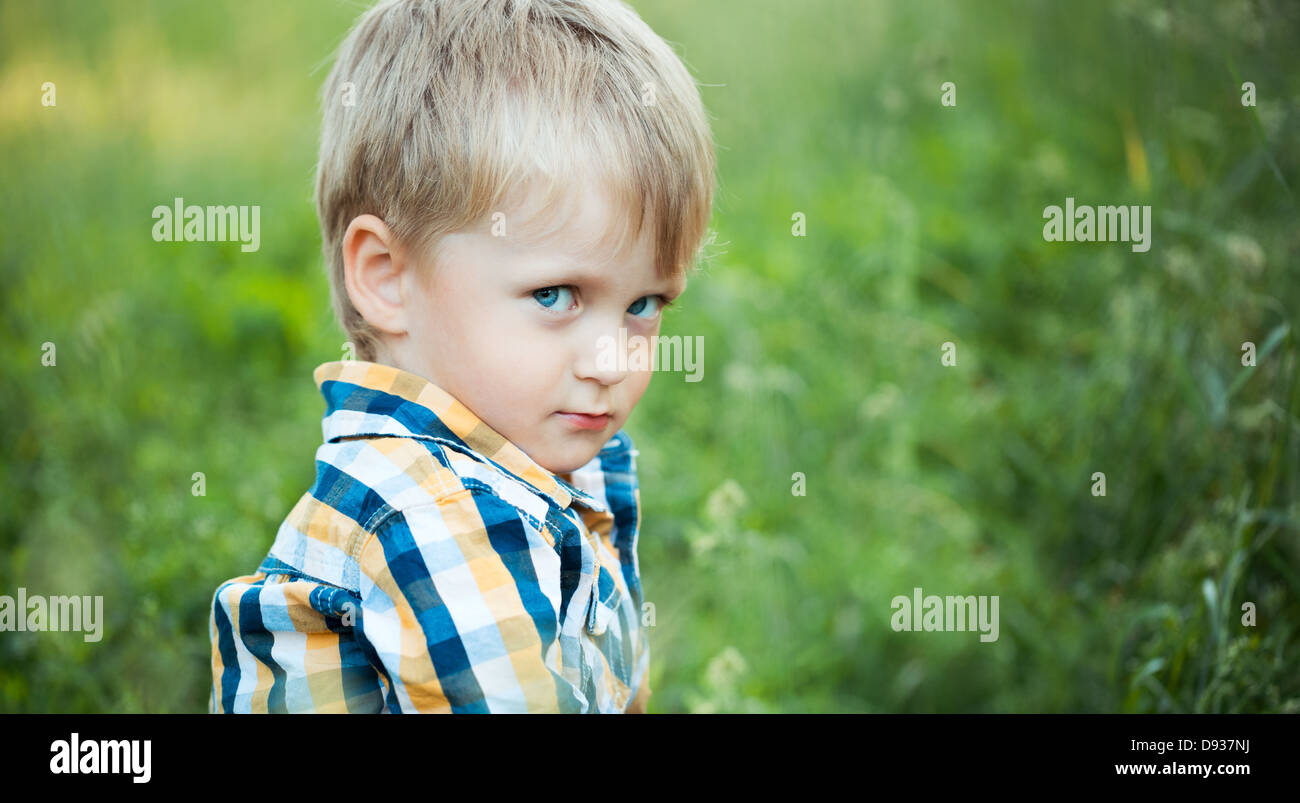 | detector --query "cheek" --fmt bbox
[477,311,562,378]
[625,364,654,405]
